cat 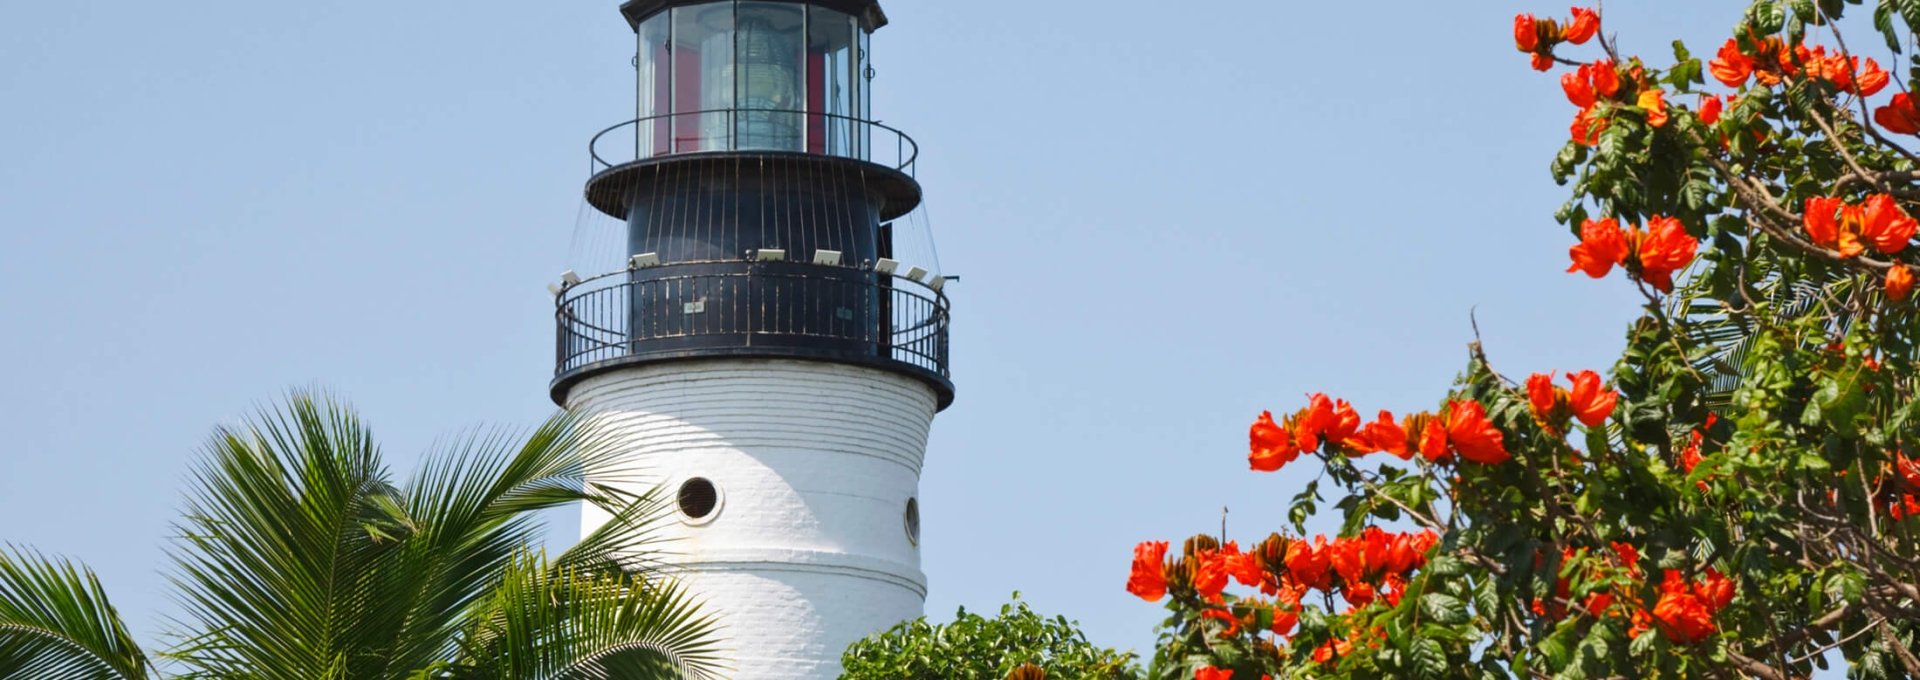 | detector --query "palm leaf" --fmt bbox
[452,553,725,680]
[0,547,154,679]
